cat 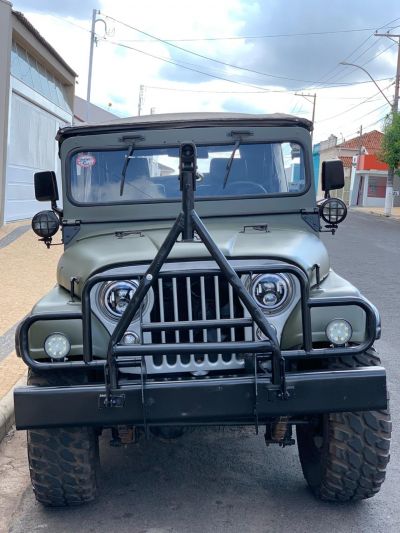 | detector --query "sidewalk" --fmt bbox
[0,220,62,439]
[351,206,400,220]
